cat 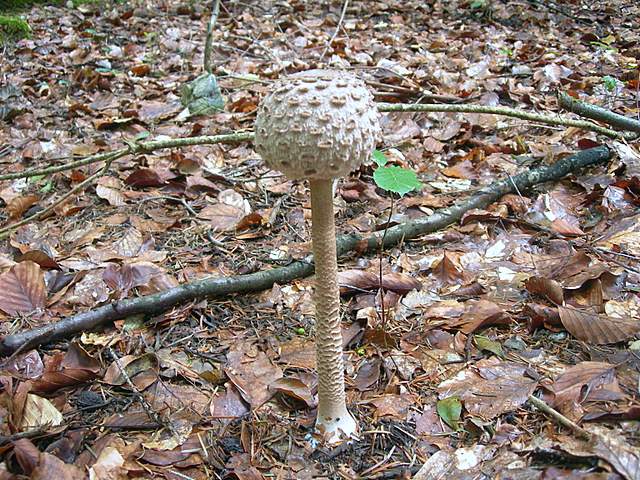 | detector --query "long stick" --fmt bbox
[0,132,254,182]
[3,99,624,184]
[0,146,610,355]
[377,102,630,139]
